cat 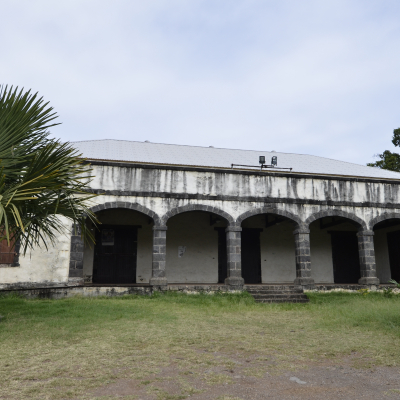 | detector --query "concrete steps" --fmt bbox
[244,285,309,303]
